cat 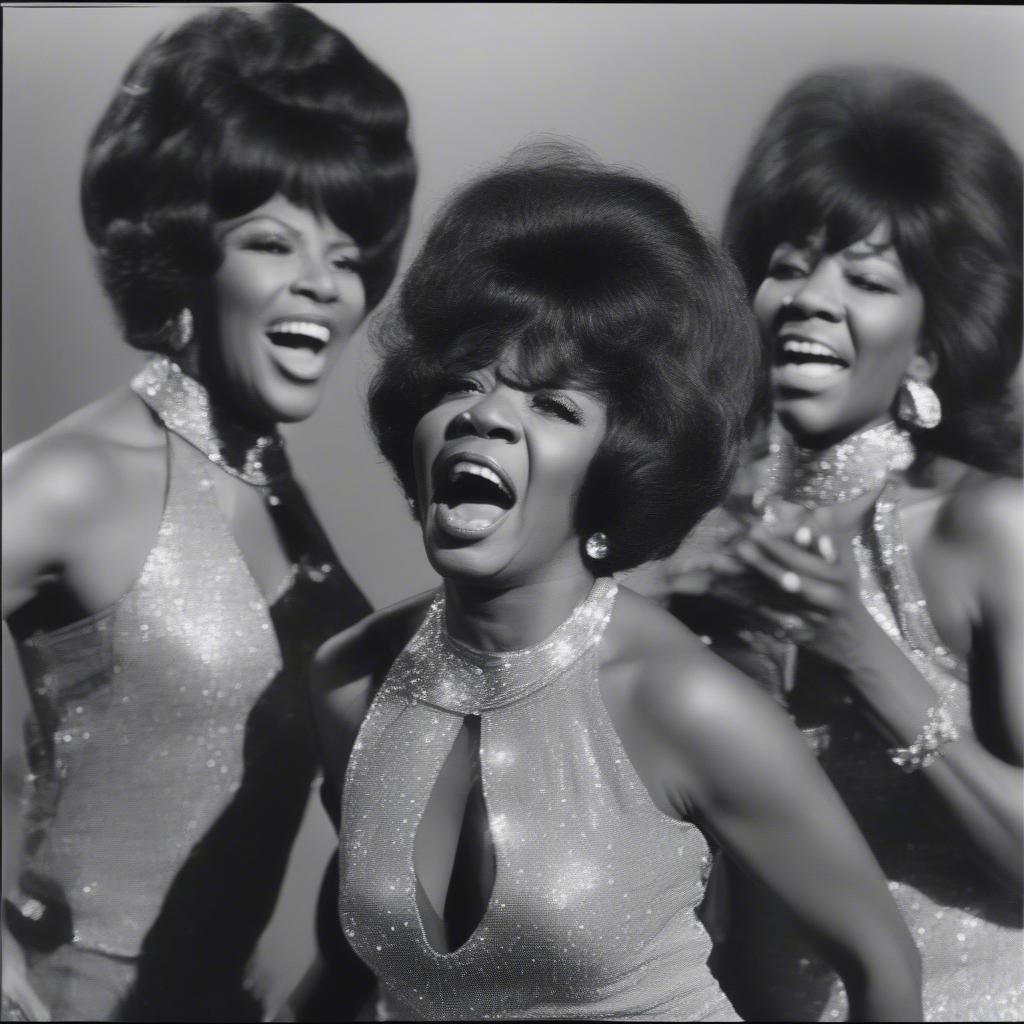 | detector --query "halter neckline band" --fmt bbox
[131,355,290,491]
[399,577,618,714]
